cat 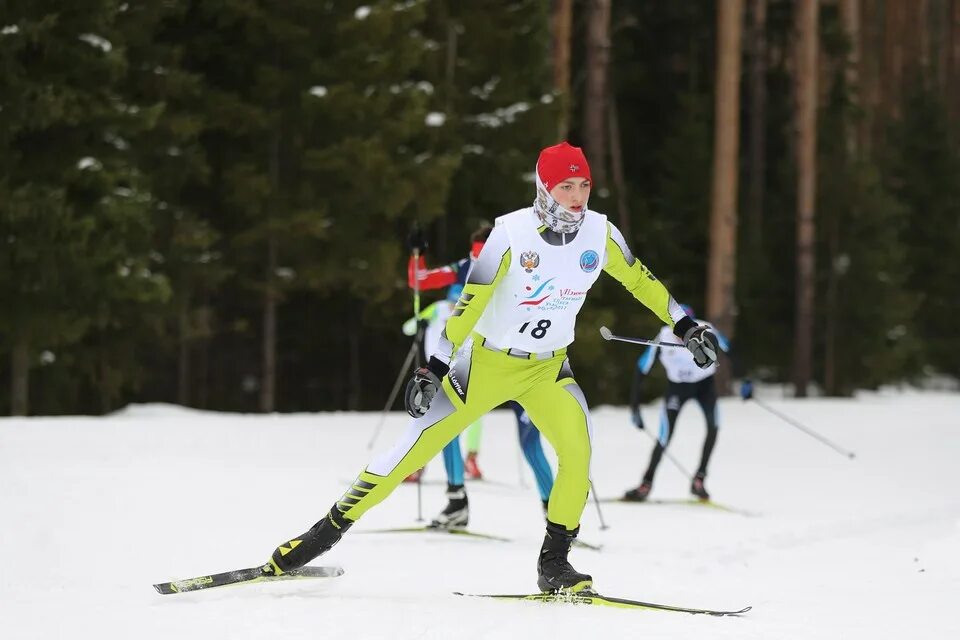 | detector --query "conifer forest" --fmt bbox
[1,1,958,415]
